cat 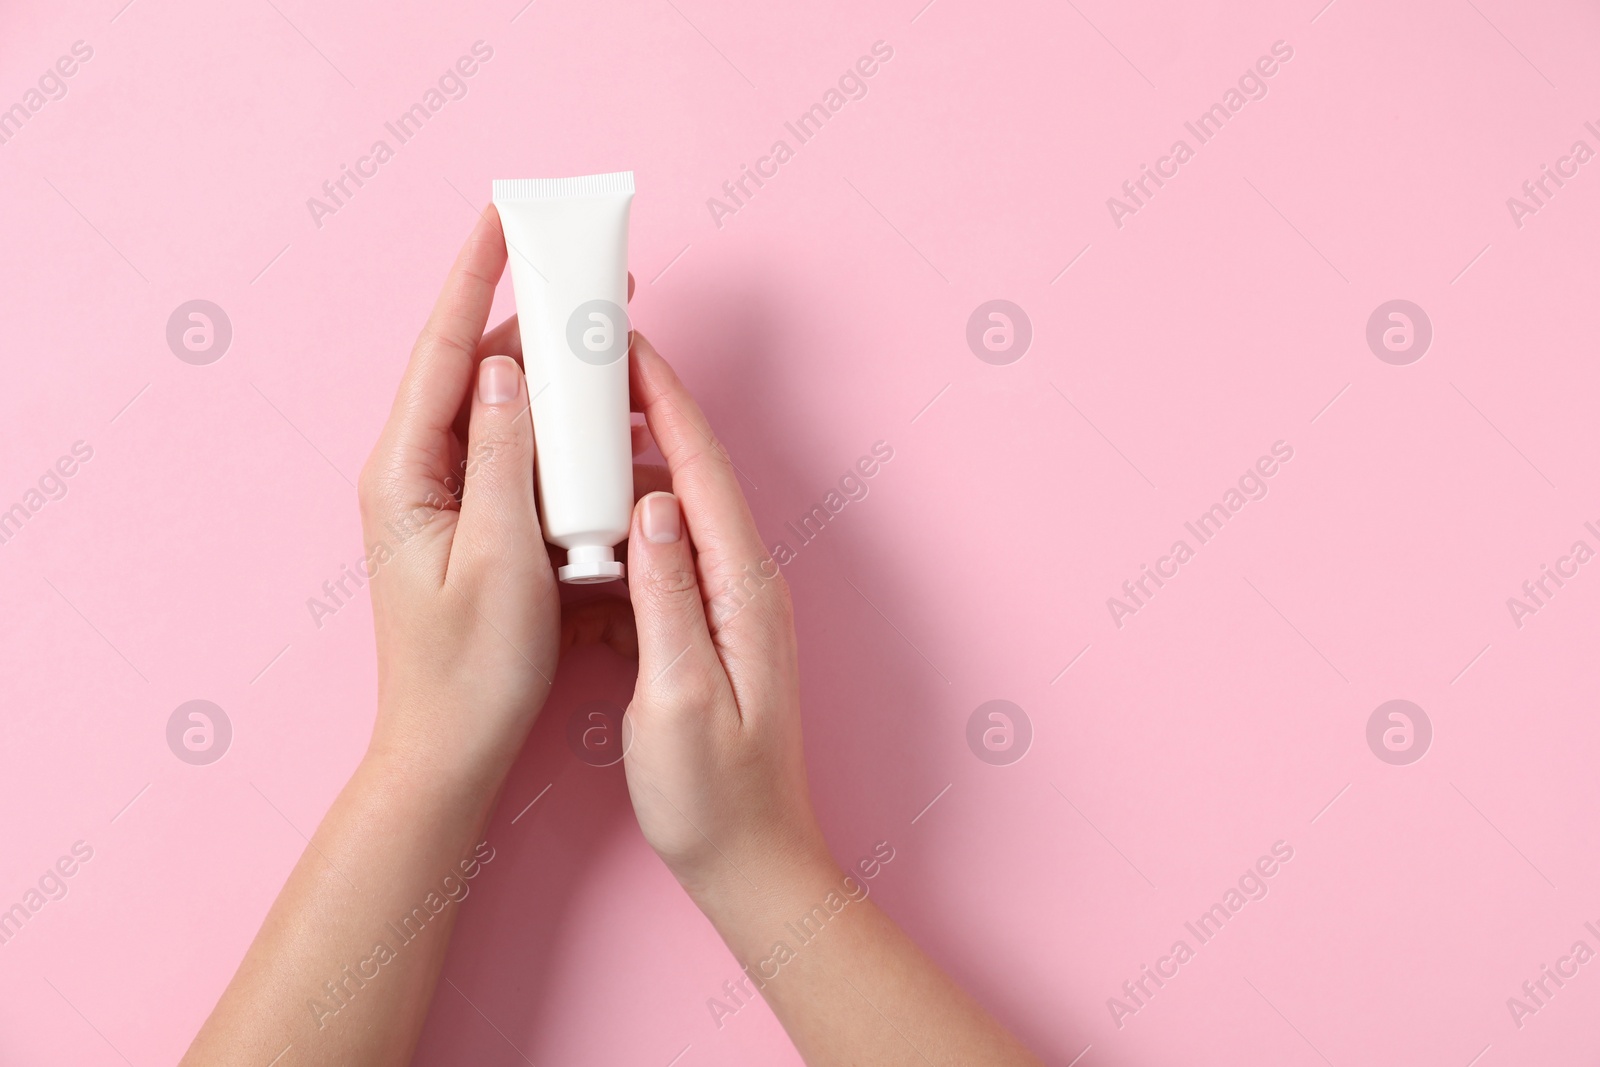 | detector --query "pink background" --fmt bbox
[3,0,1600,1063]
